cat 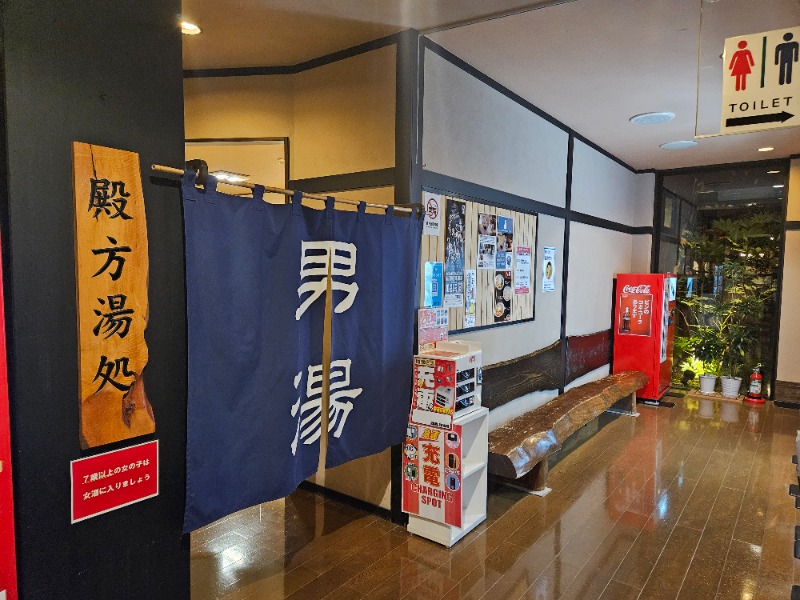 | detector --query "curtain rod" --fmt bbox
[151,164,421,216]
